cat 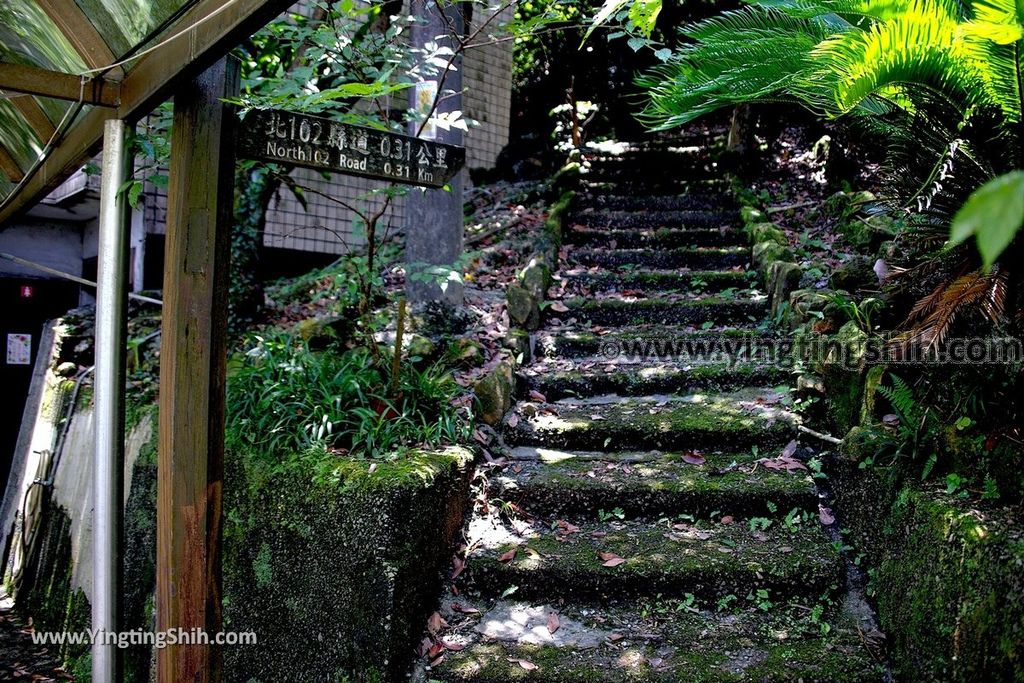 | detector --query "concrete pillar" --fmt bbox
[405,0,465,307]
